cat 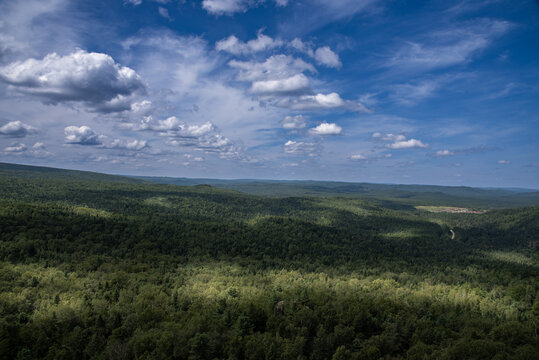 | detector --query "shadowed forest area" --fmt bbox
[0,163,537,359]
